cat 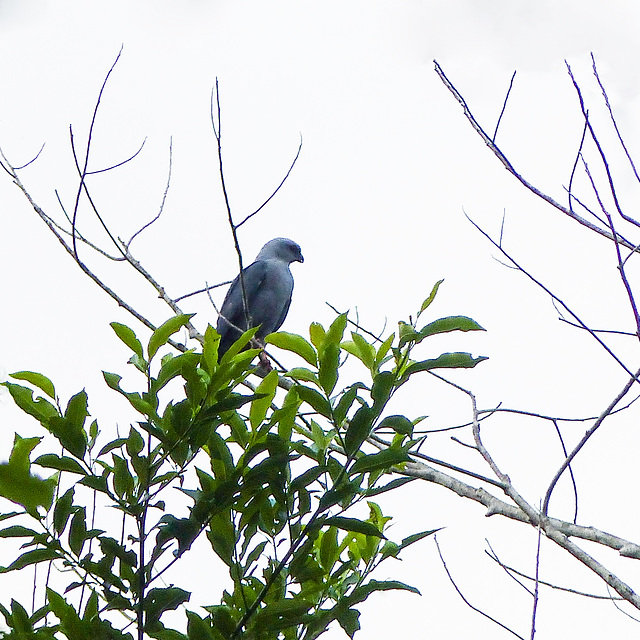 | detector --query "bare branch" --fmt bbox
[542,367,640,516]
[235,133,303,229]
[493,70,517,143]
[127,137,173,248]
[210,79,251,330]
[434,535,526,639]
[591,53,640,185]
[434,59,640,251]
[85,137,147,175]
[485,543,623,600]
[465,211,636,378]
[174,280,233,303]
